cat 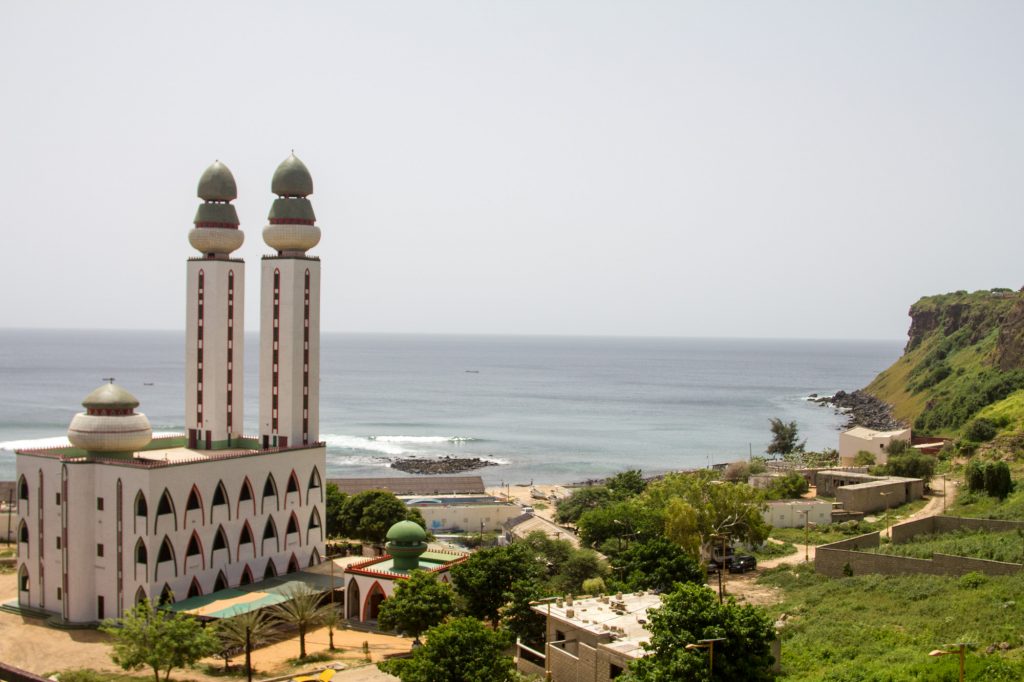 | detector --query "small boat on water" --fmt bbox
[465,370,480,374]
